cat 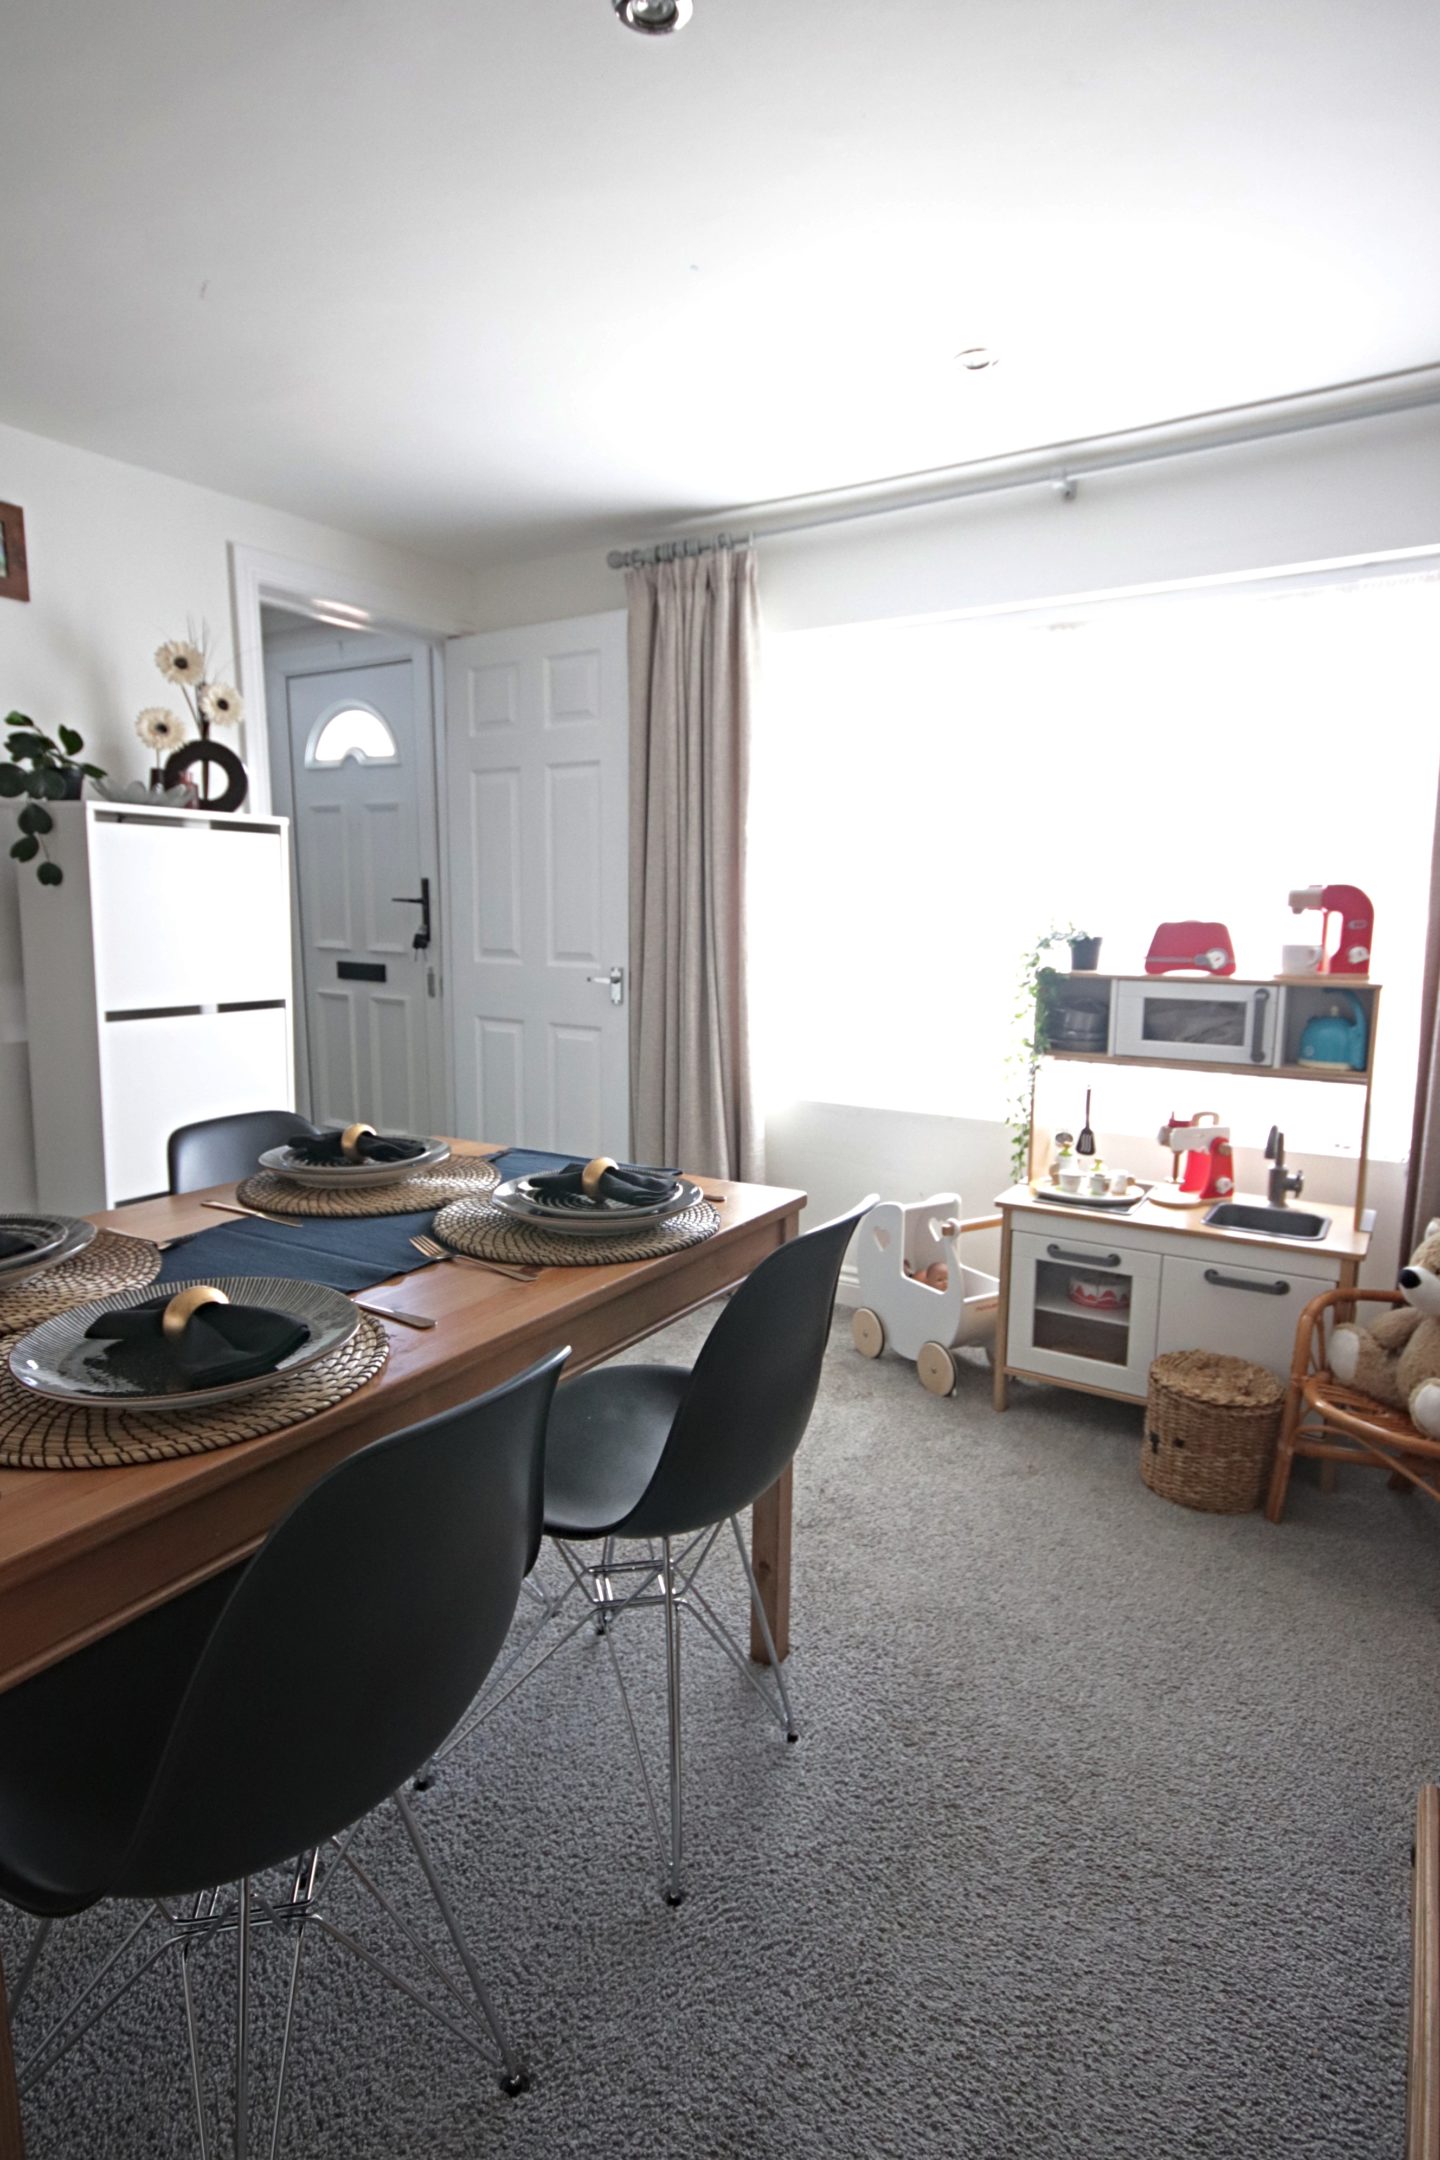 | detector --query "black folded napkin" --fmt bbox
[84,1296,310,1391]
[285,1120,428,1168]
[526,1160,679,1209]
[0,1229,39,1260]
